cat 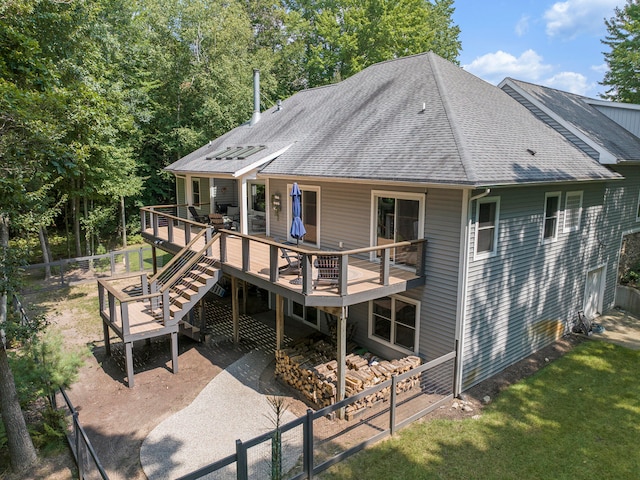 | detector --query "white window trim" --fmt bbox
[636,190,640,222]
[290,300,320,329]
[474,196,500,259]
[192,178,201,206]
[562,191,583,233]
[368,294,420,355]
[287,183,321,247]
[542,192,561,243]
[369,190,425,262]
